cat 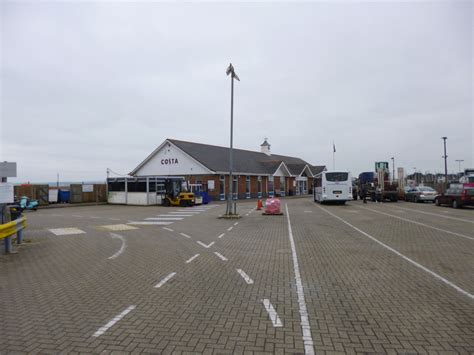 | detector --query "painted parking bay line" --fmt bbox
[154,272,177,288]
[186,254,200,263]
[197,241,215,248]
[157,214,193,218]
[318,204,474,301]
[163,227,174,232]
[146,217,184,221]
[92,305,136,337]
[237,269,254,284]
[127,221,173,225]
[49,228,86,236]
[101,224,138,231]
[180,232,192,239]
[261,299,283,327]
[108,233,126,260]
[214,252,228,261]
